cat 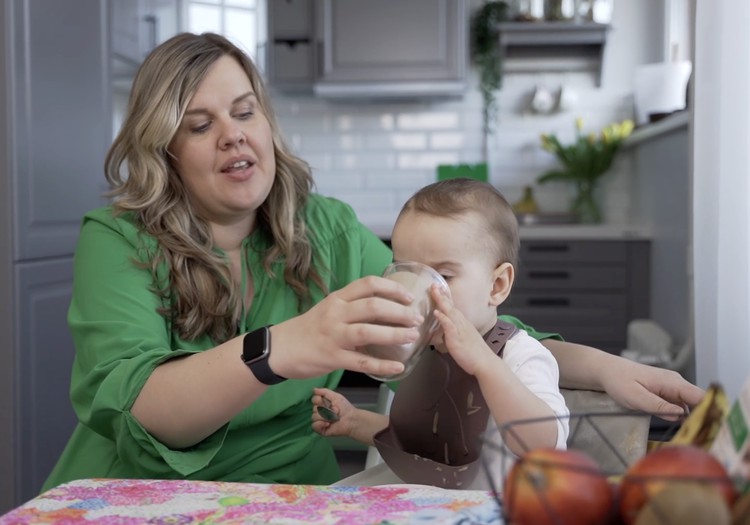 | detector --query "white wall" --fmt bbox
[693,0,750,400]
[270,0,666,235]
